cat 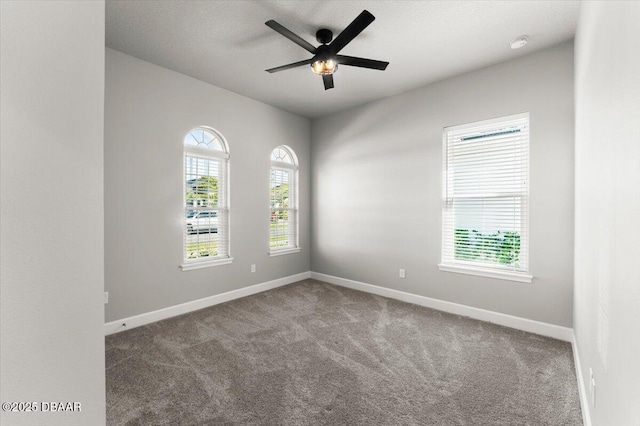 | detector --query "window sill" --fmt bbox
[180,257,234,271]
[438,263,532,283]
[269,247,301,257]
